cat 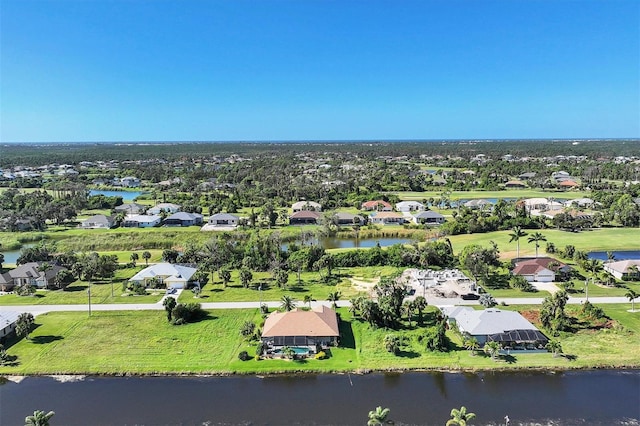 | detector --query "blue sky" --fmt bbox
[1,0,638,142]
